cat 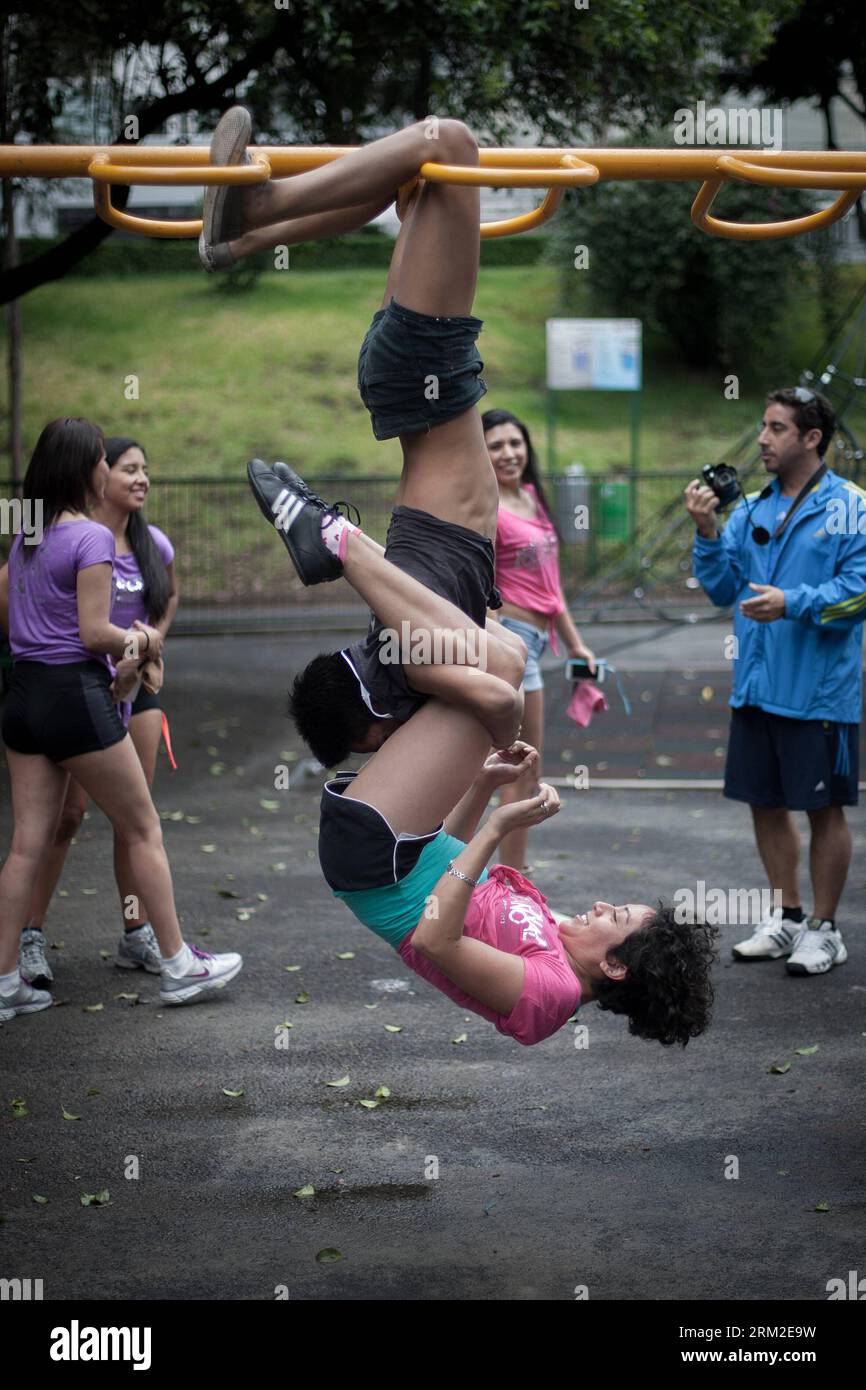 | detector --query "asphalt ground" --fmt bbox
[1,626,864,1302]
